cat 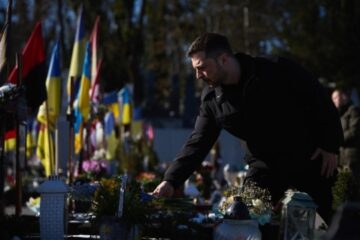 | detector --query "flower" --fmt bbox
[136,171,161,193]
[82,159,109,180]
